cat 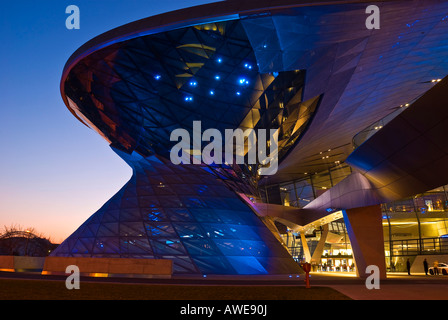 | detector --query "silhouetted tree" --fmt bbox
[0,225,56,256]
